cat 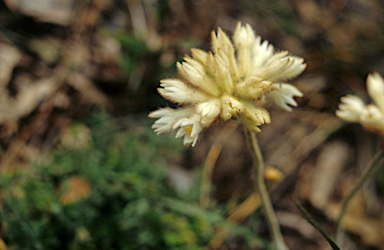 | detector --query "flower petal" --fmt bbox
[361,104,384,127]
[177,60,220,97]
[149,107,203,146]
[267,83,303,111]
[254,55,293,80]
[236,76,273,100]
[158,78,210,104]
[220,95,244,120]
[242,102,271,126]
[233,22,256,77]
[191,48,208,66]
[175,114,202,146]
[367,72,384,113]
[149,107,195,133]
[211,28,240,82]
[195,98,222,126]
[251,38,274,70]
[336,95,366,122]
[270,57,306,82]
